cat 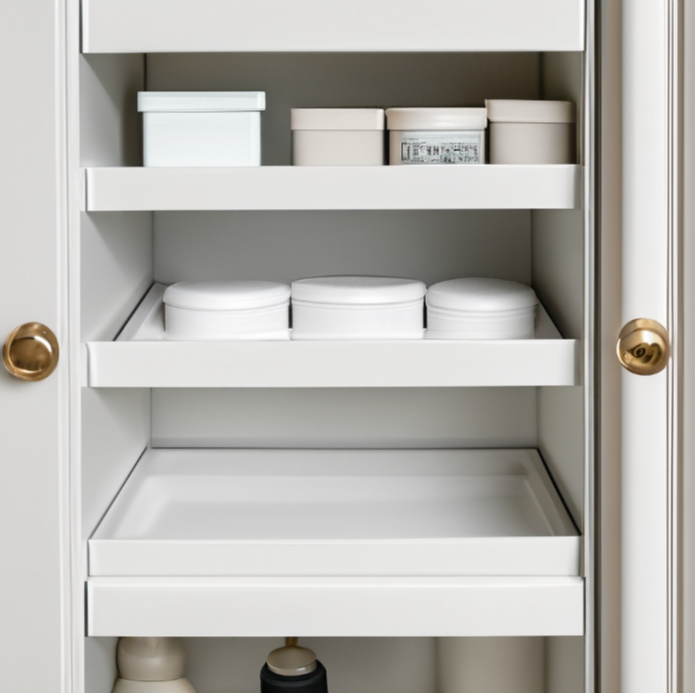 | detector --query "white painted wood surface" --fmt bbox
[82,0,585,53]
[85,166,582,212]
[0,1,73,691]
[87,576,584,637]
[621,1,678,692]
[85,285,577,388]
[89,448,579,578]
